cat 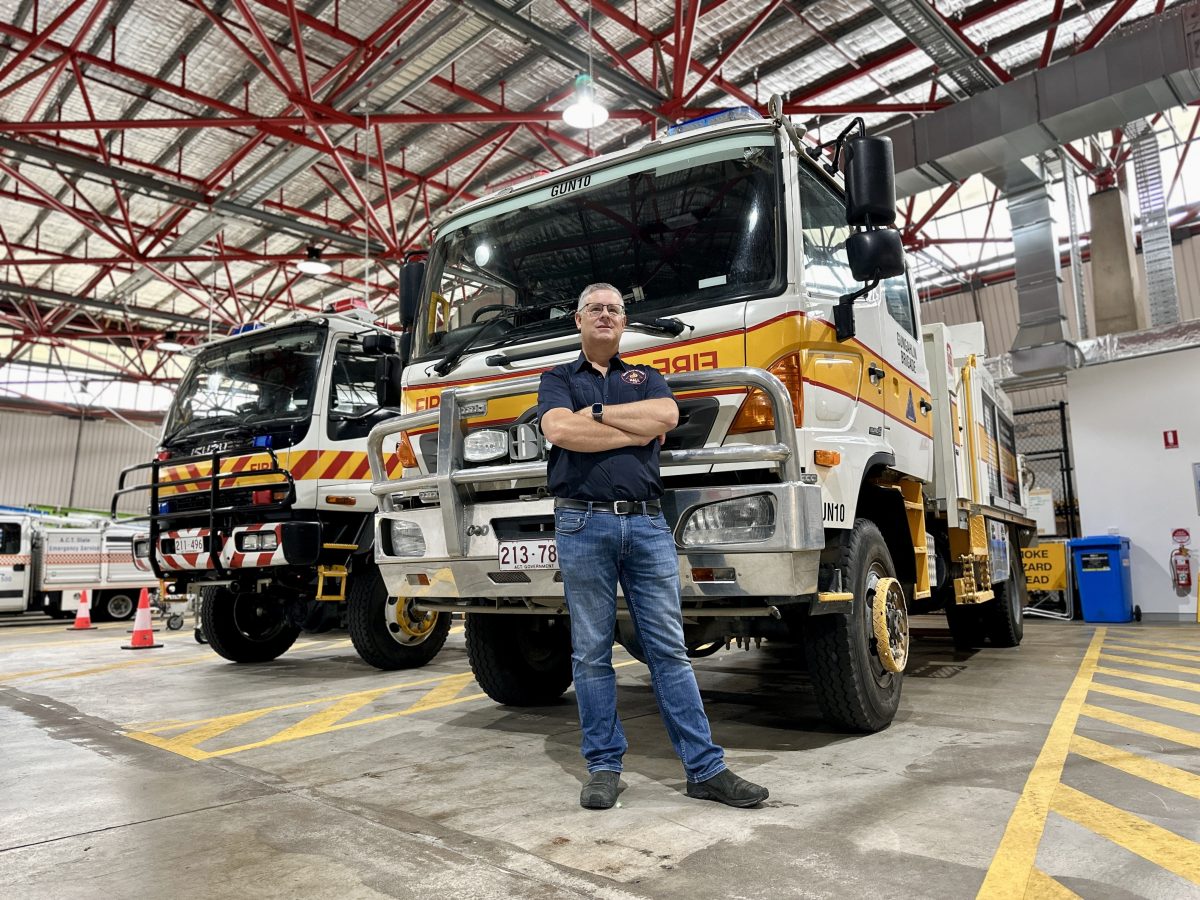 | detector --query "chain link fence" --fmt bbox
[1013,402,1080,539]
